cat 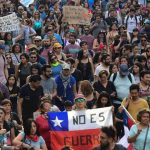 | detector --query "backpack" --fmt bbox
[112,72,132,83]
[125,15,138,28]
